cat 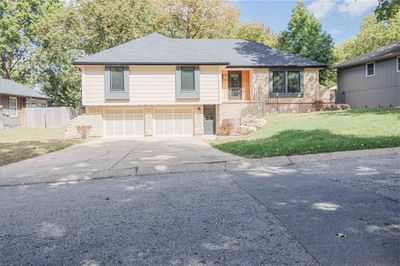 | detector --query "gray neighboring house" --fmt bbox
[0,79,50,129]
[334,41,400,108]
